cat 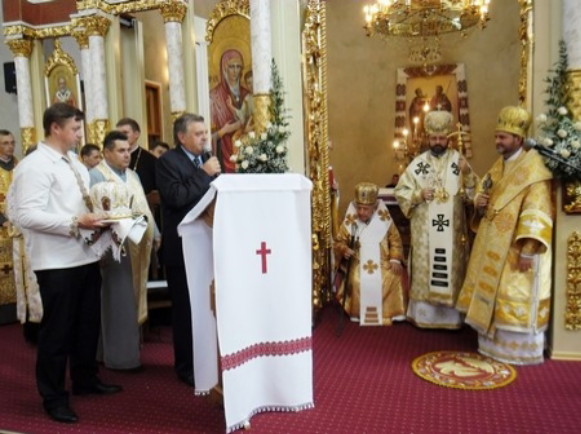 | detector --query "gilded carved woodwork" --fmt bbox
[563,69,581,214]
[88,119,110,148]
[567,70,581,126]
[206,0,250,43]
[3,24,72,40]
[71,27,90,49]
[252,93,271,134]
[565,232,581,330]
[160,1,188,23]
[44,40,78,76]
[171,111,186,123]
[518,0,533,105]
[6,39,32,58]
[20,127,36,154]
[80,16,112,37]
[303,0,332,311]
[76,0,174,14]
